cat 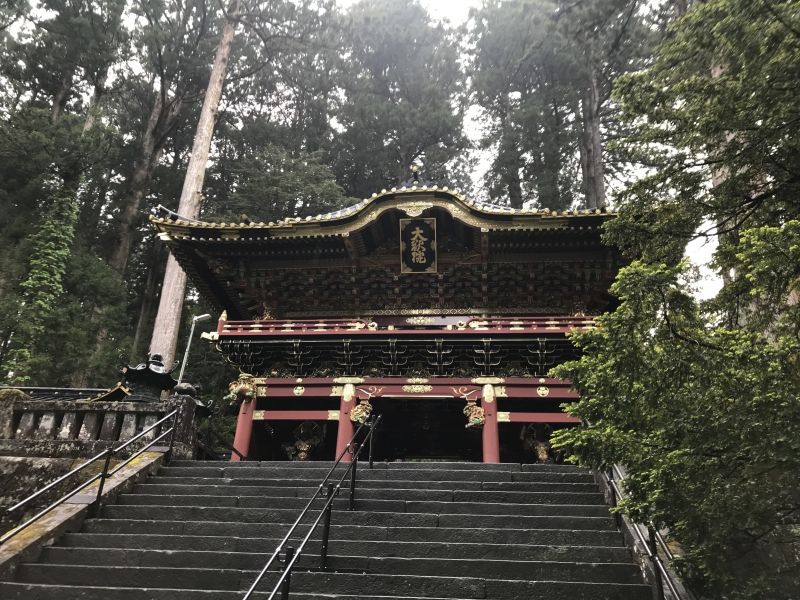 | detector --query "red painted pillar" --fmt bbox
[231,398,255,462]
[334,383,355,462]
[482,384,500,463]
